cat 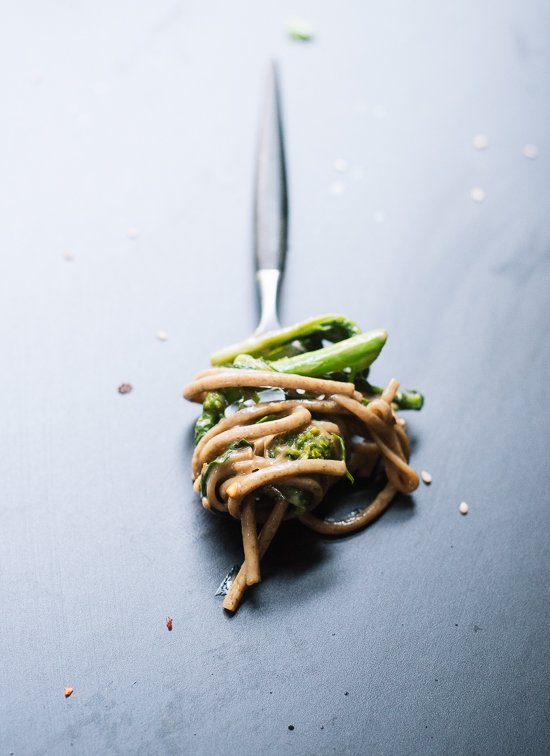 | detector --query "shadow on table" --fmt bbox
[181,427,419,613]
